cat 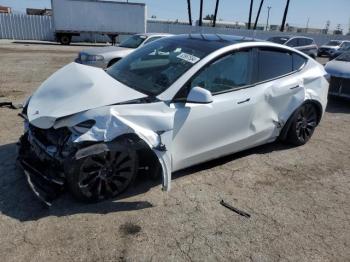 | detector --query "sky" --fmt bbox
[1,0,349,33]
